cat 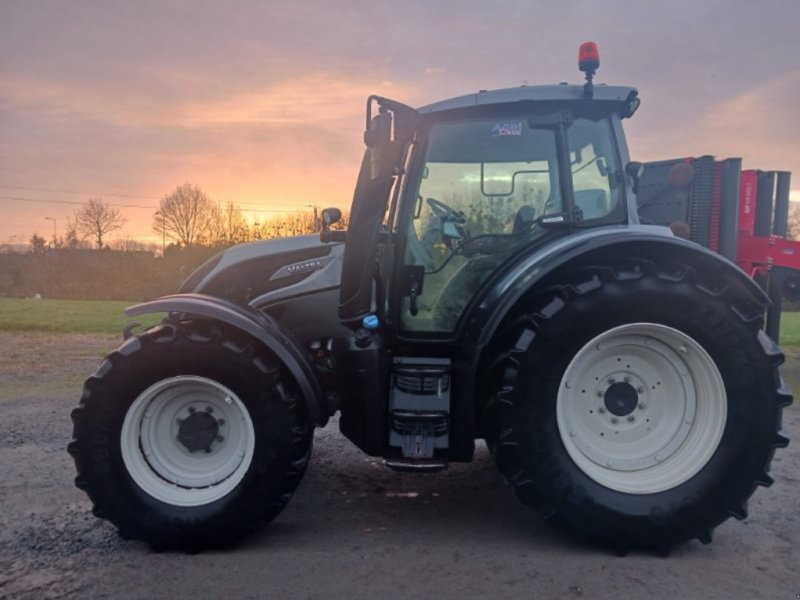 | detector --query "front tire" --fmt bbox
[68,322,313,552]
[485,259,791,551]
